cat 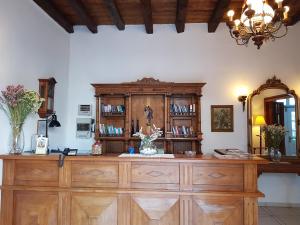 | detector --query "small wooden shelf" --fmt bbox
[98,136,126,141]
[169,113,196,118]
[128,137,201,141]
[129,137,165,141]
[101,113,126,117]
[166,137,200,141]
